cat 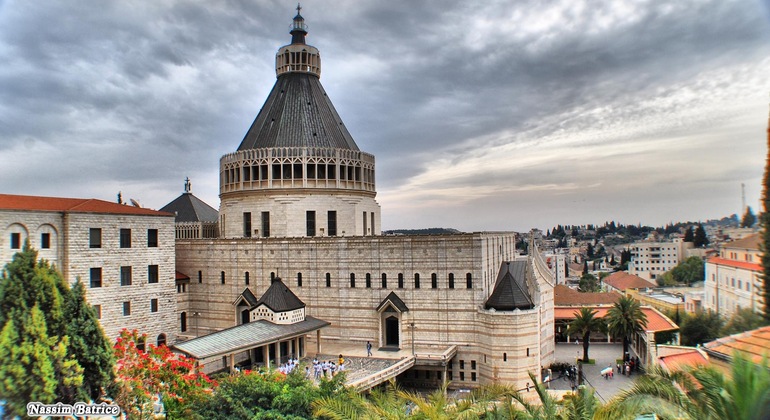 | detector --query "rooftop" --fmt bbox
[0,193,172,217]
[702,325,770,366]
[554,306,679,333]
[602,272,656,291]
[554,284,621,306]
